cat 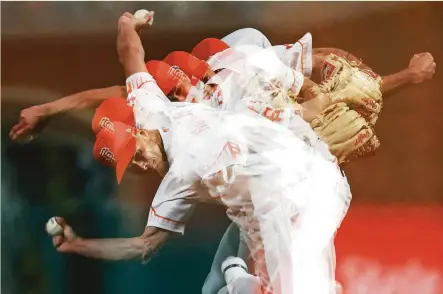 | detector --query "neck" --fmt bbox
[148,129,163,148]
